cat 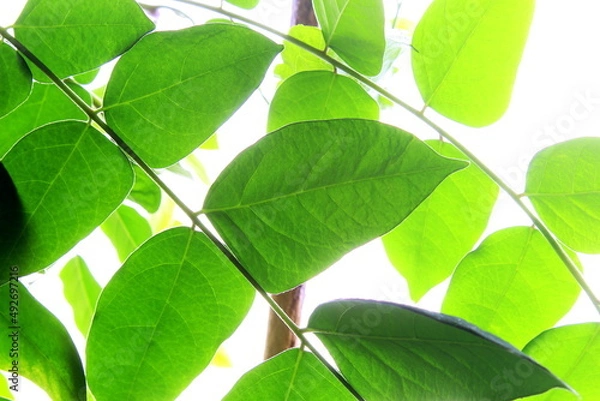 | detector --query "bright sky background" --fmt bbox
[2,1,600,400]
